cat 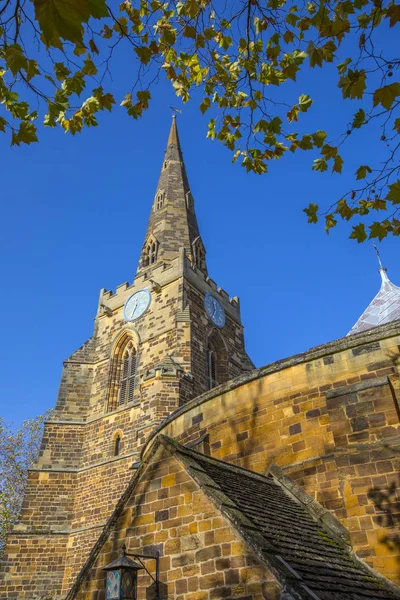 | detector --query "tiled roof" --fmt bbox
[169,438,400,600]
[348,268,400,336]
